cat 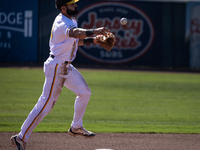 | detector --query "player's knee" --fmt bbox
[85,88,91,96]
[82,88,91,100]
[77,86,91,96]
[78,88,91,100]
